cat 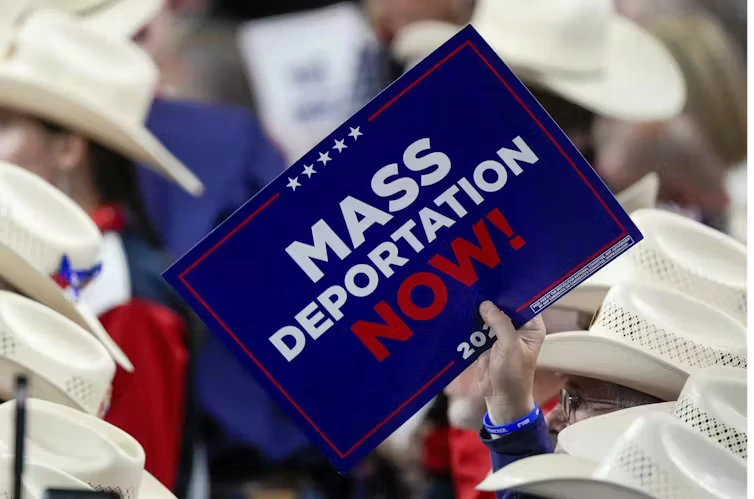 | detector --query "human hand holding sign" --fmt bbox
[476,301,546,425]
